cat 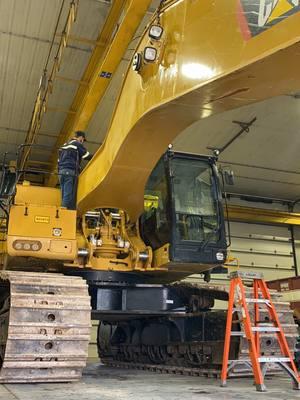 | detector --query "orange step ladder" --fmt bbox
[221,271,300,392]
